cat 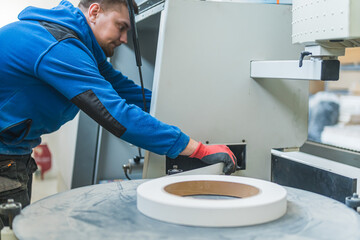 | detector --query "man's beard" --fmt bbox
[102,46,114,57]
